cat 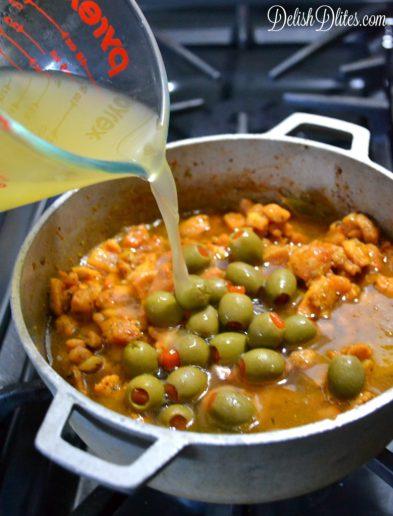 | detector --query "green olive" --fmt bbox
[186,305,219,337]
[284,314,317,344]
[123,341,158,377]
[159,404,195,430]
[145,291,183,327]
[175,333,209,367]
[218,293,254,330]
[225,262,264,296]
[210,332,247,365]
[229,227,264,265]
[247,312,285,349]
[208,388,255,428]
[125,374,164,411]
[175,275,210,310]
[206,278,228,304]
[183,244,211,272]
[265,268,297,303]
[240,349,285,382]
[328,355,365,399]
[166,366,208,402]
